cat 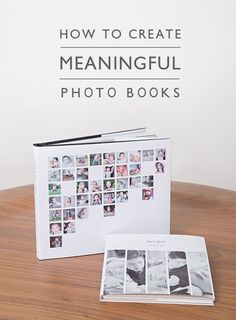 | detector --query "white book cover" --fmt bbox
[33,128,171,259]
[100,234,215,305]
